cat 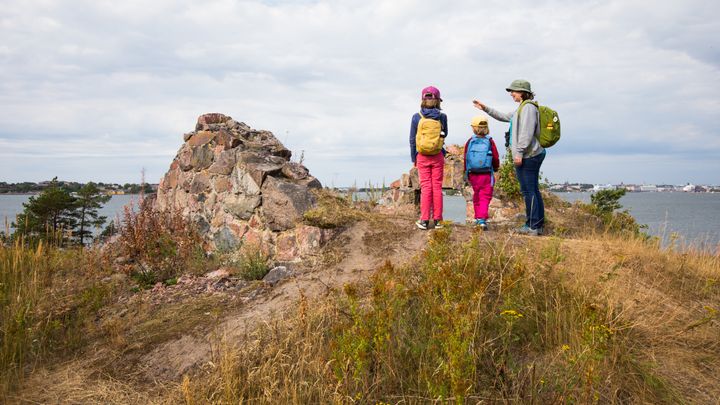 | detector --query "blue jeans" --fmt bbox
[515,150,545,229]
